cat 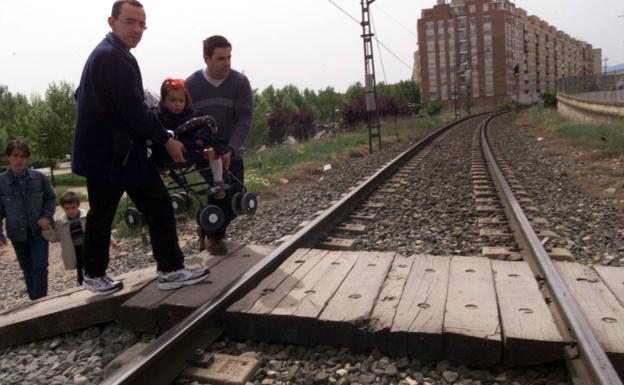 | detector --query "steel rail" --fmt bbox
[100,113,489,385]
[480,113,622,385]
